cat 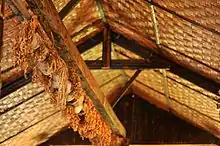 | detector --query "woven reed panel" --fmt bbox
[0,92,59,143]
[165,71,220,101]
[133,81,169,111]
[128,70,220,138]
[102,0,154,39]
[103,0,219,82]
[52,0,70,12]
[1,19,20,72]
[113,46,219,101]
[1,111,68,146]
[152,0,220,33]
[72,25,100,43]
[170,100,220,139]
[63,0,100,36]
[0,82,44,114]
[127,70,219,121]
[155,7,220,82]
[133,82,220,138]
[81,43,102,60]
[112,43,144,60]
